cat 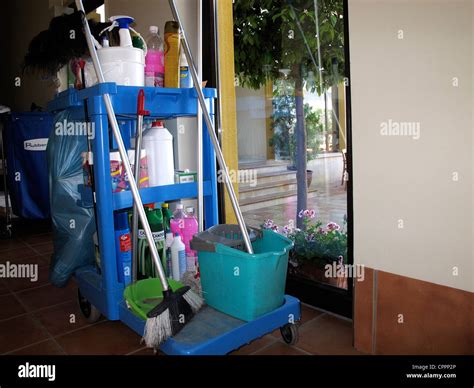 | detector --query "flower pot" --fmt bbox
[288,257,348,290]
